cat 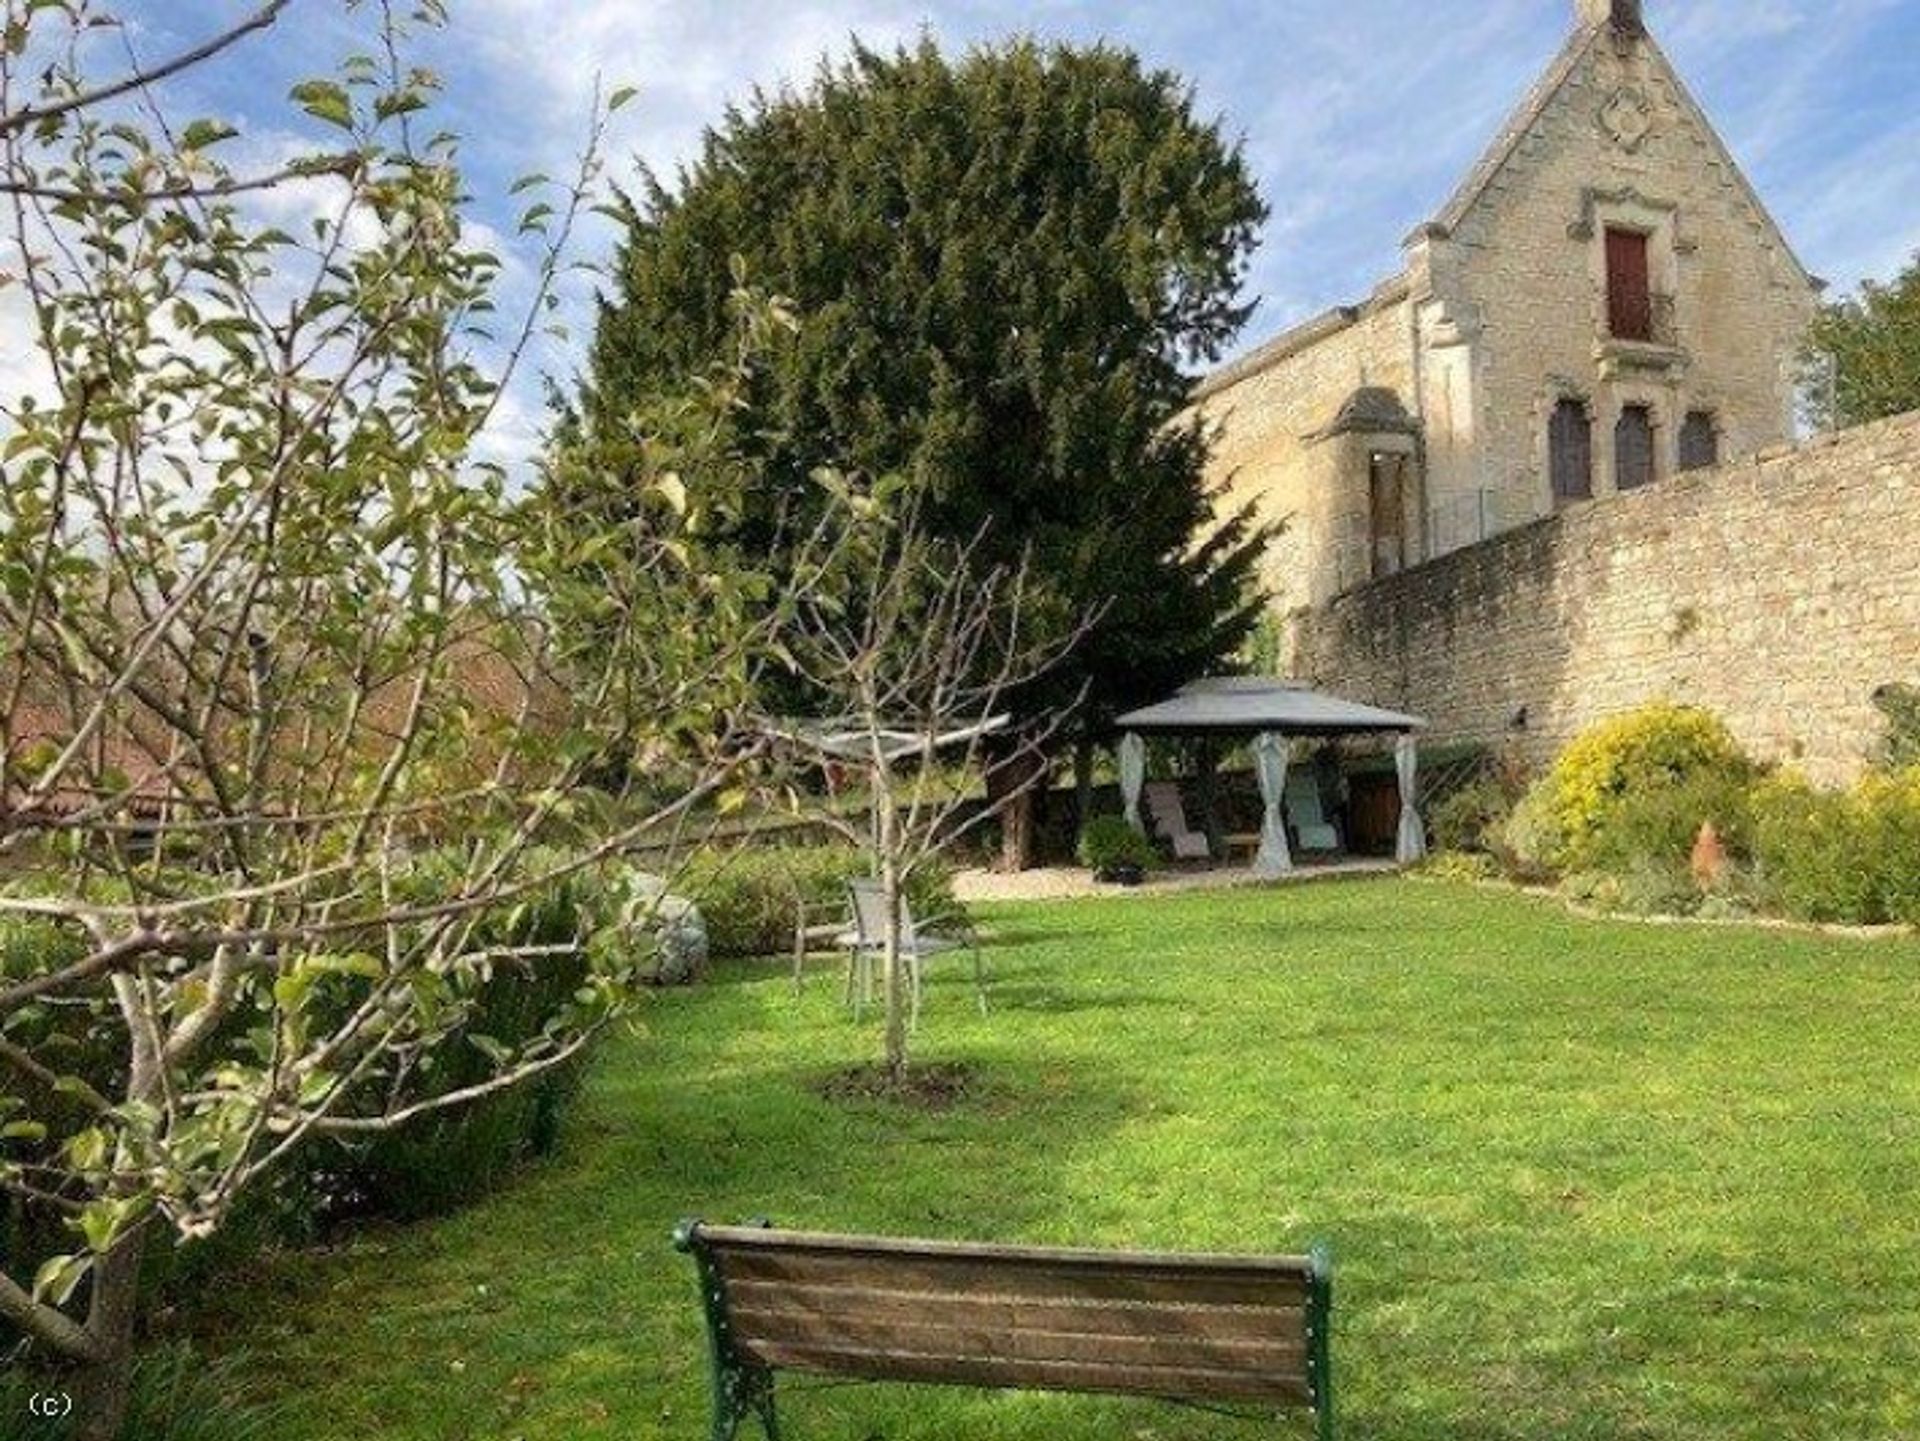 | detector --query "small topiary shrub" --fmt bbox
[1075,814,1162,880]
